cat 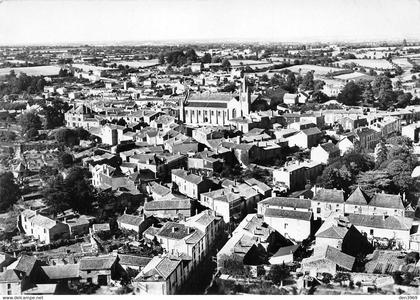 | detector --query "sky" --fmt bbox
[0,0,419,45]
